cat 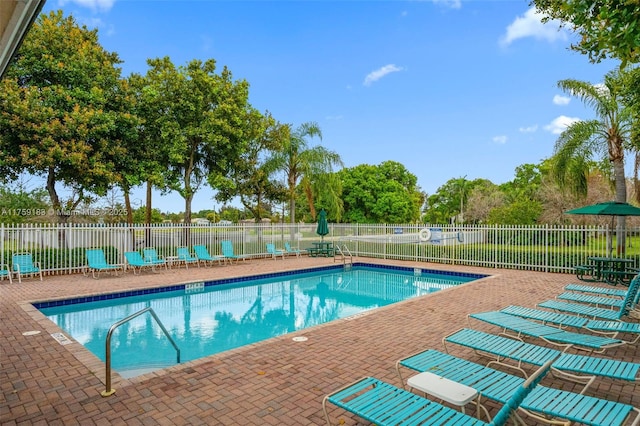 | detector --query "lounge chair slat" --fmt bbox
[565,284,627,297]
[588,320,640,333]
[501,305,589,328]
[470,311,623,350]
